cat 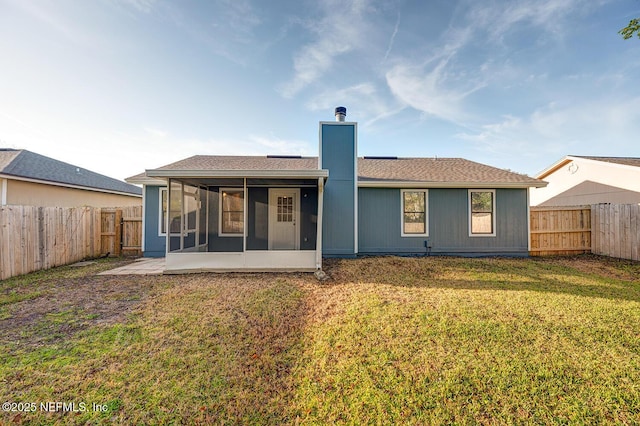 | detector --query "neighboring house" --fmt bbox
[0,149,142,207]
[127,108,546,272]
[530,156,640,206]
